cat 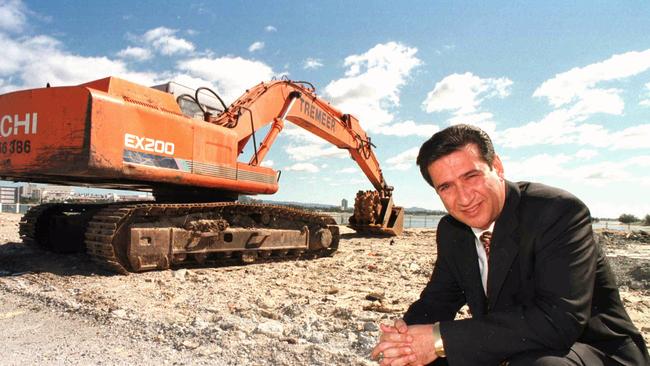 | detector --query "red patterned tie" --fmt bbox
[480,231,492,259]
